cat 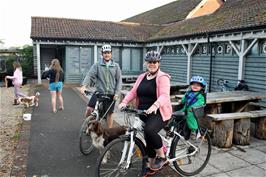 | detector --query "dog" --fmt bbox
[17,92,40,107]
[86,120,127,163]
